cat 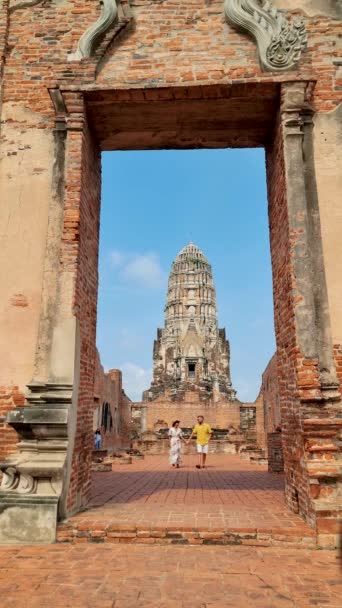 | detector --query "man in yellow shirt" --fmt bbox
[188,415,212,469]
